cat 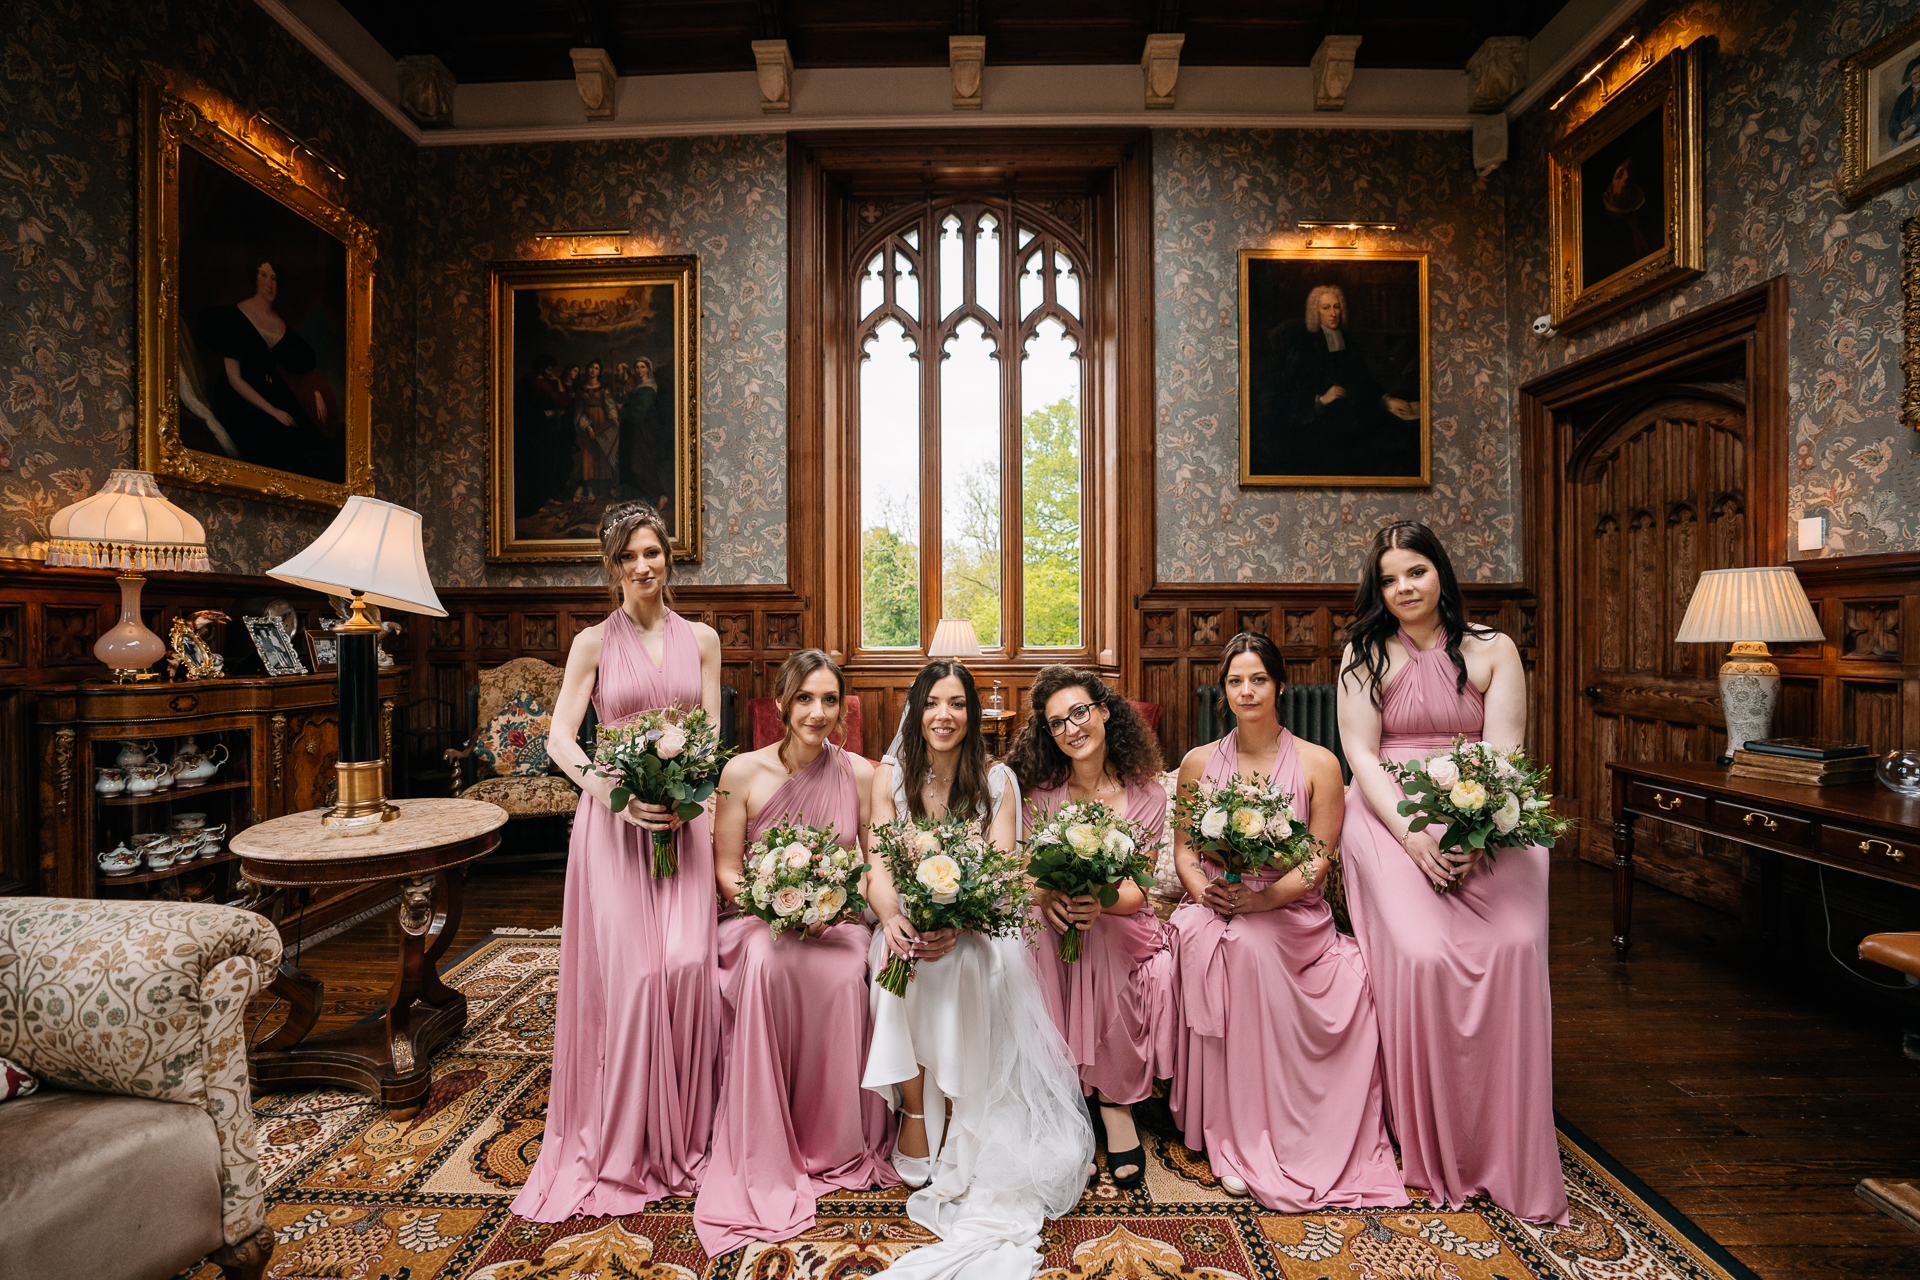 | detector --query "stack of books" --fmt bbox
[1729,737,1875,786]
